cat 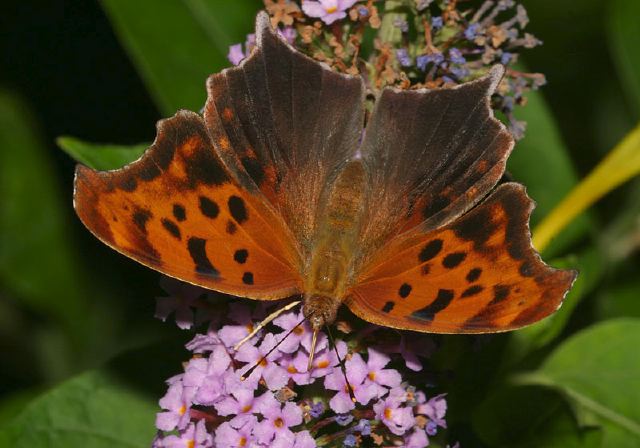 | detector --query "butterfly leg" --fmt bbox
[233,300,302,351]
